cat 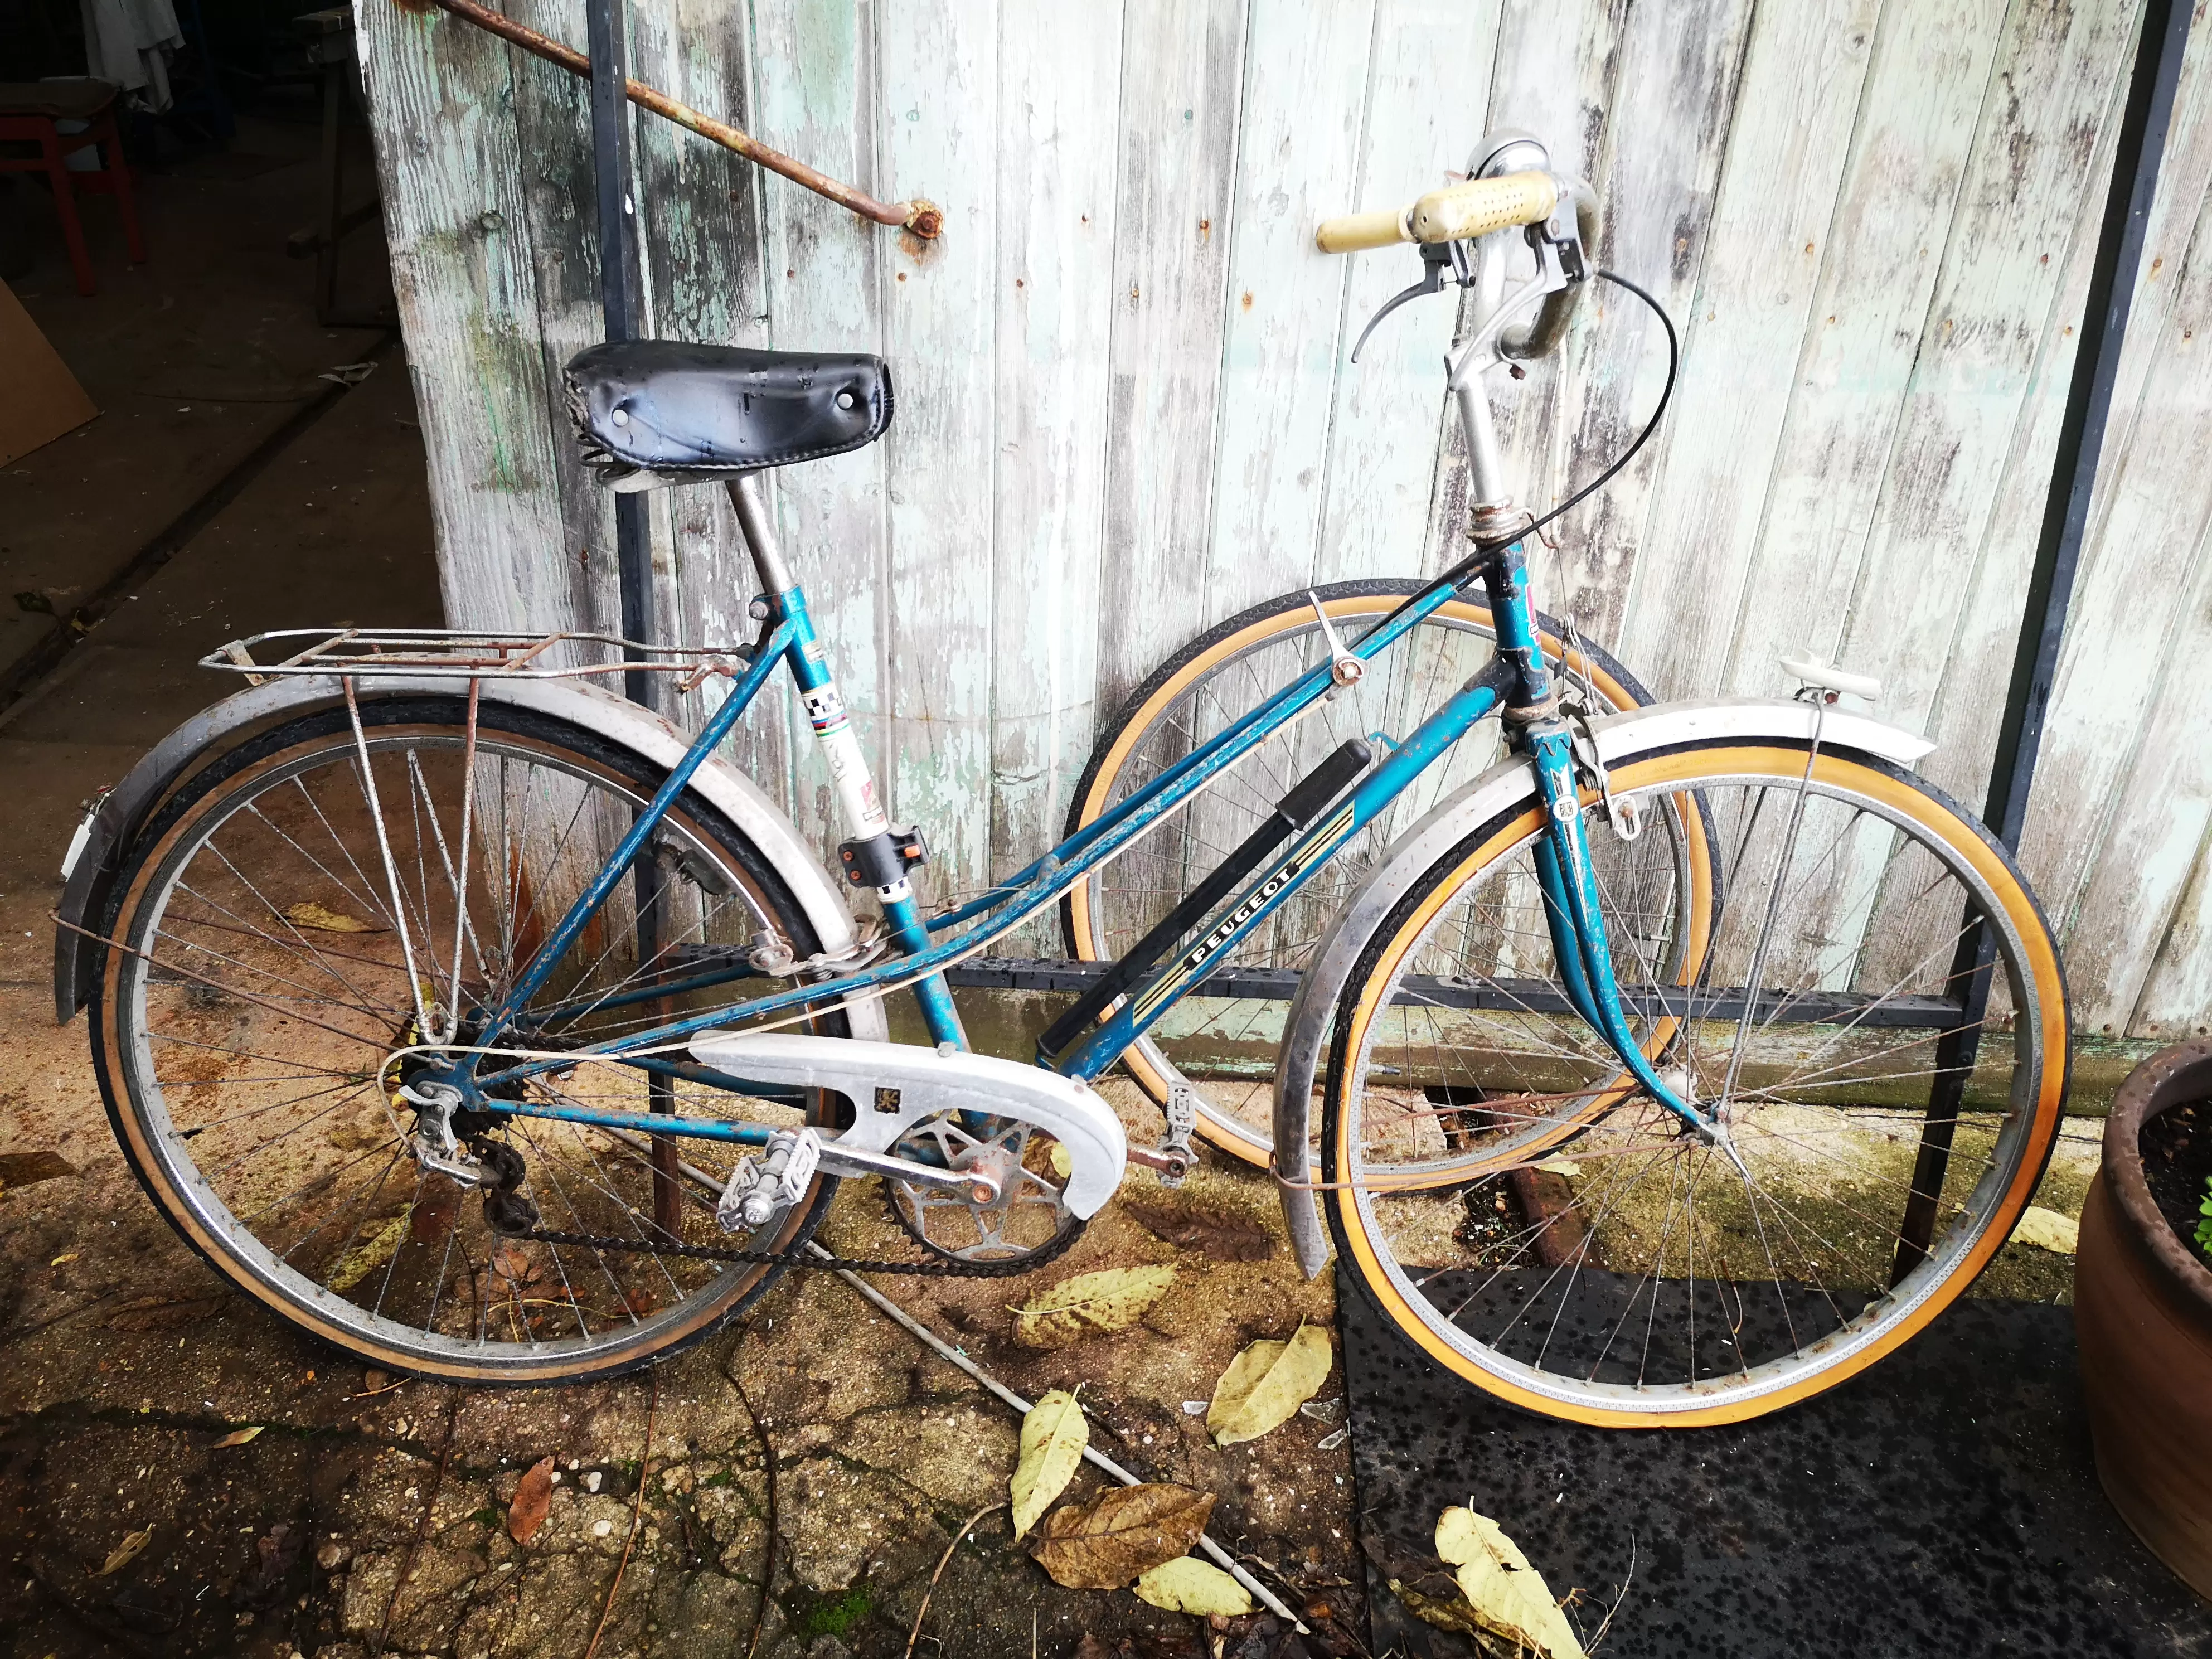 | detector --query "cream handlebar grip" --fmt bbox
[1314,170,1559,254]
